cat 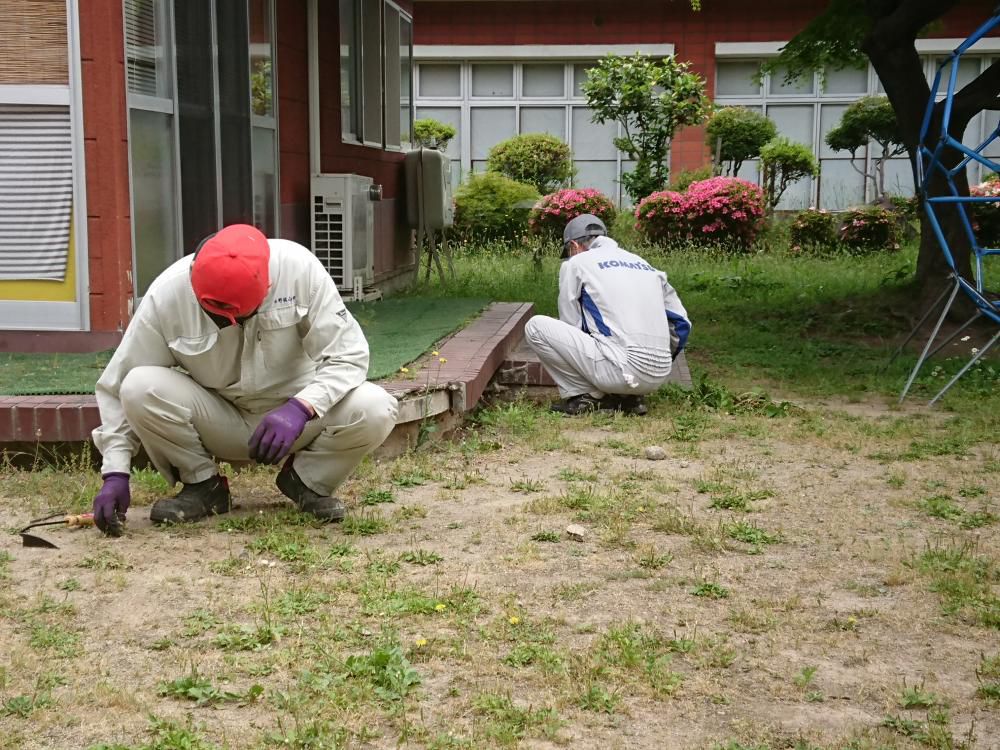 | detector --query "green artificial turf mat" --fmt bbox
[0,296,489,395]
[348,296,489,379]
